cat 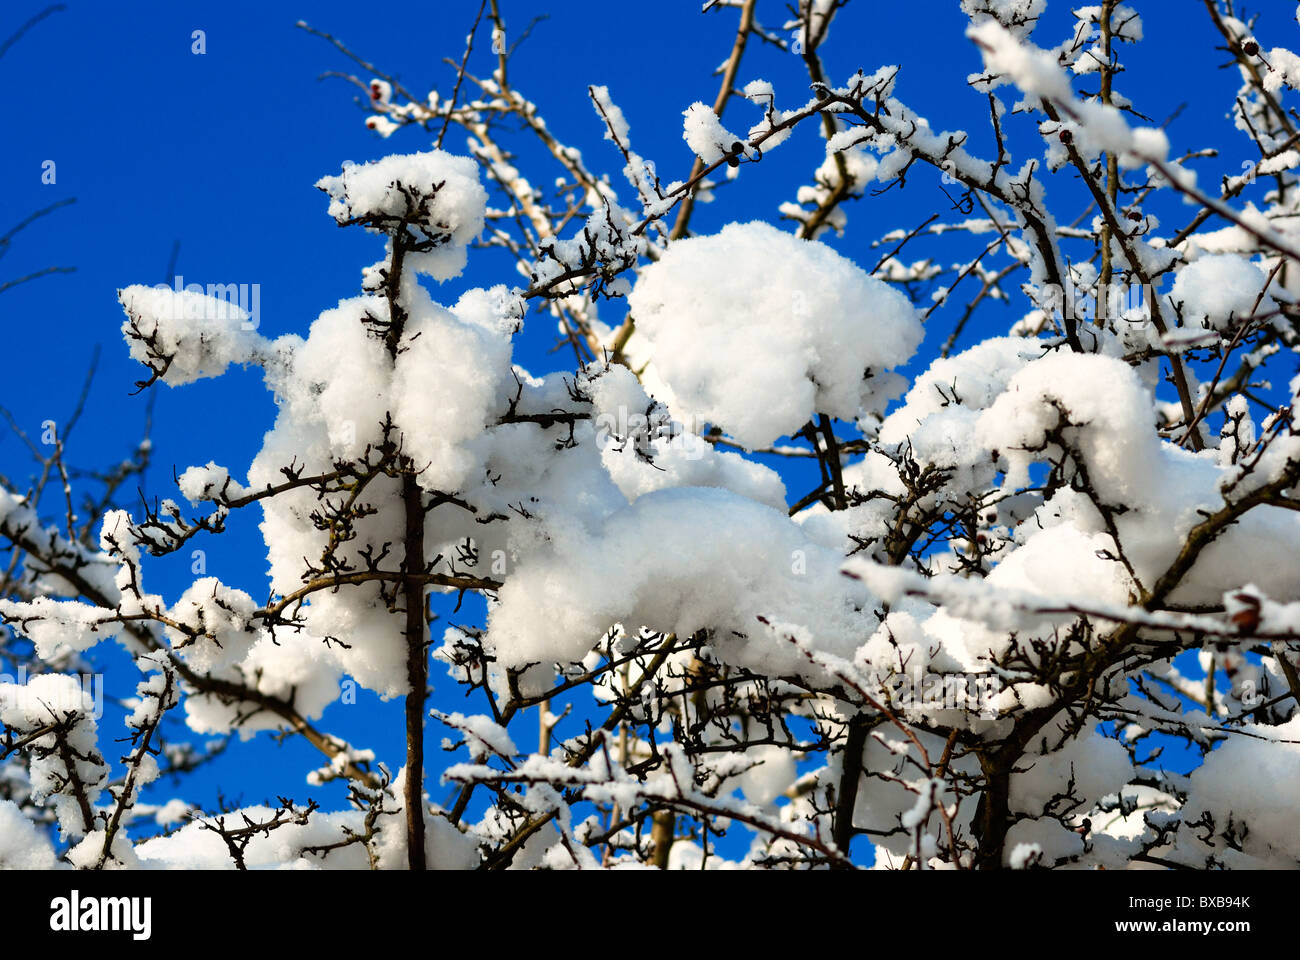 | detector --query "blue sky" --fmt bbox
[1,0,1283,848]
